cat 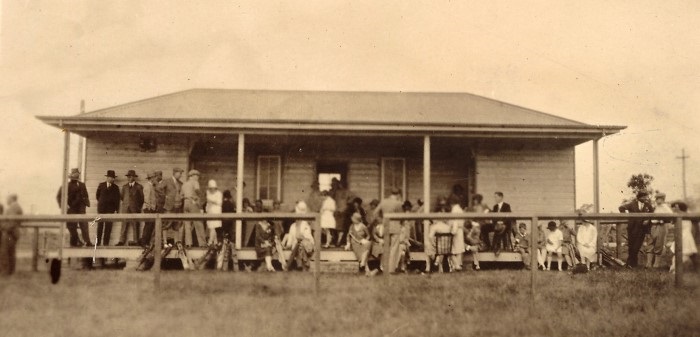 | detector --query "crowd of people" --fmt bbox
[0,167,695,276]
